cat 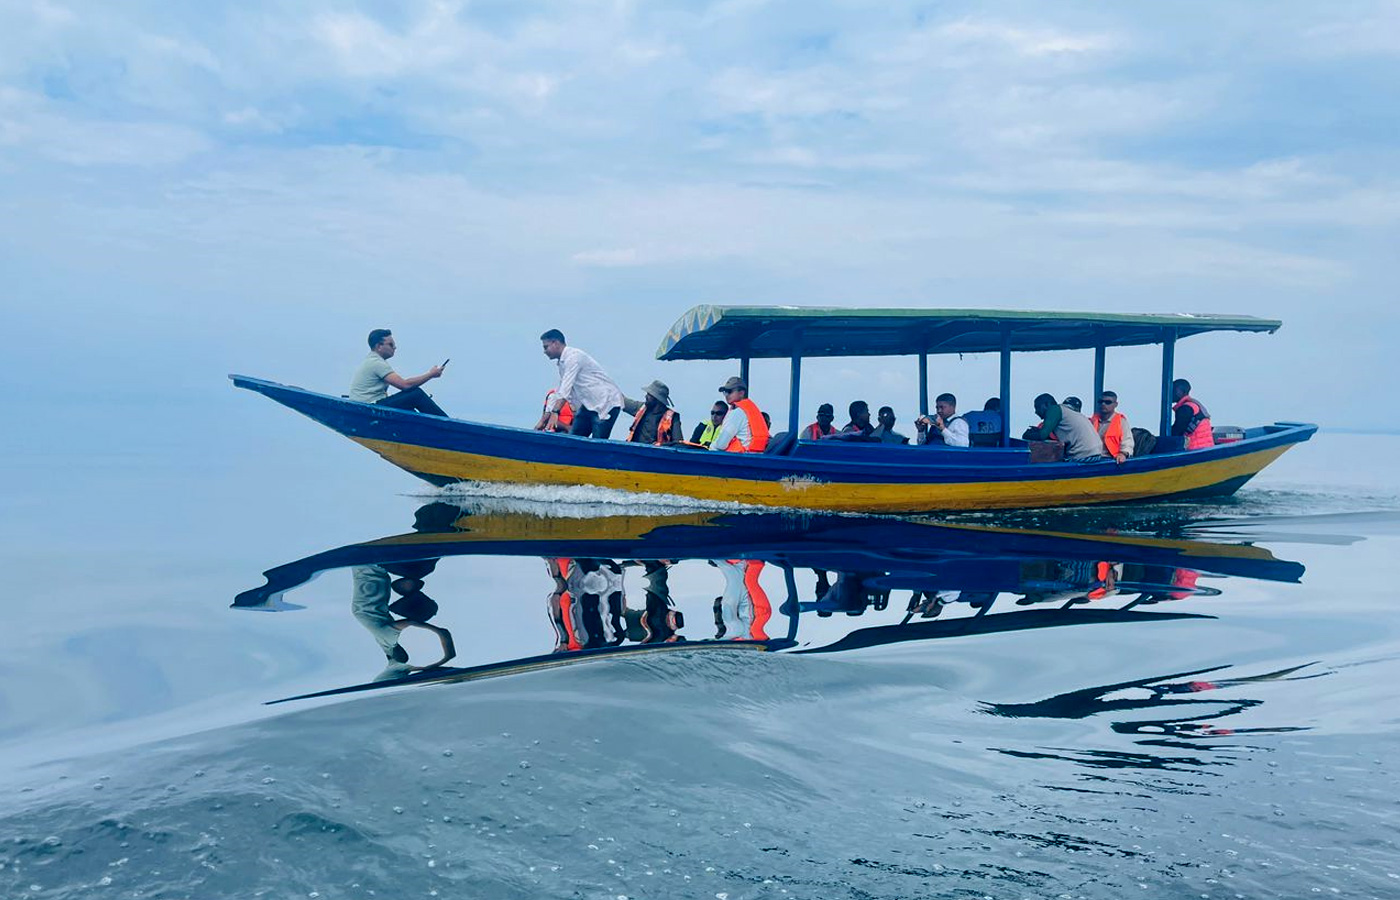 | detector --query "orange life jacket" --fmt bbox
[627,407,676,445]
[725,398,770,453]
[805,422,835,440]
[1089,411,1127,457]
[545,391,574,429]
[1173,396,1214,449]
